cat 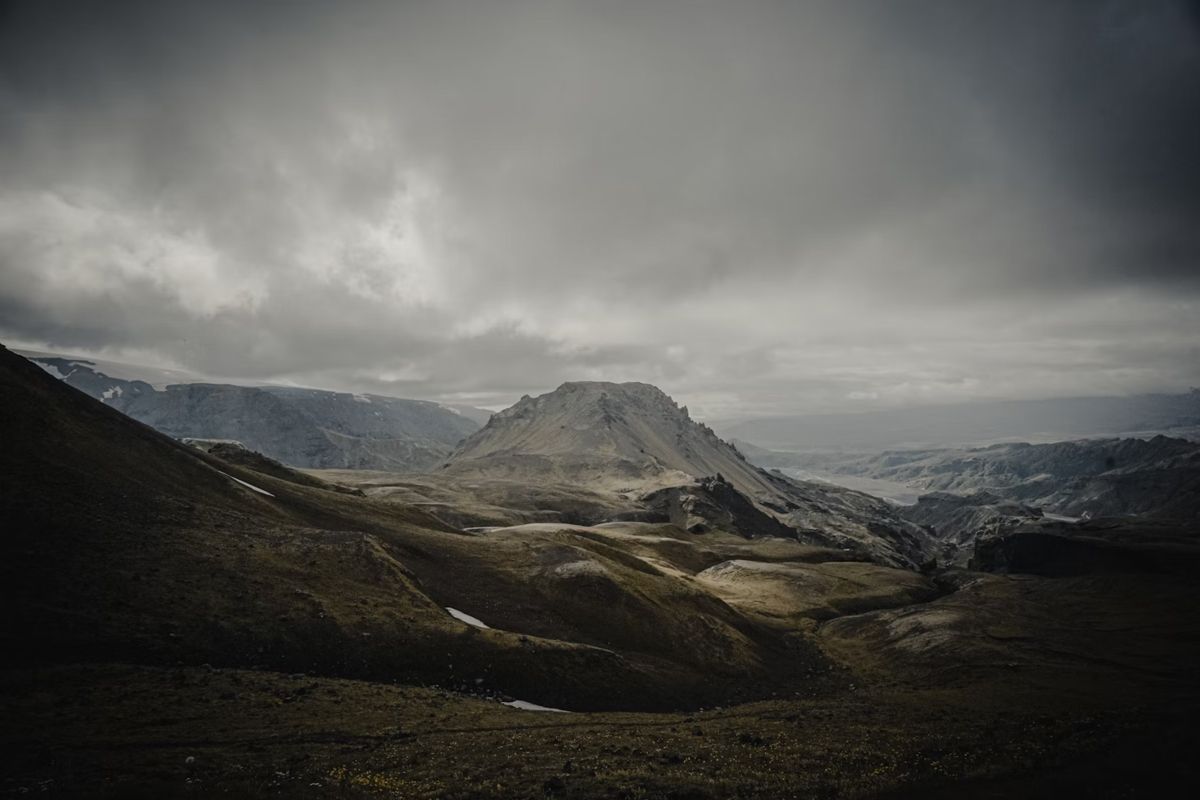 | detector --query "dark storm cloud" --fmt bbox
[0,0,1197,415]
